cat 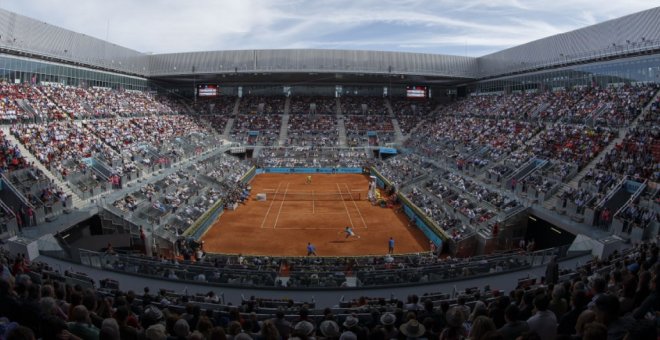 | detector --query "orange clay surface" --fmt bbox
[201,173,430,257]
